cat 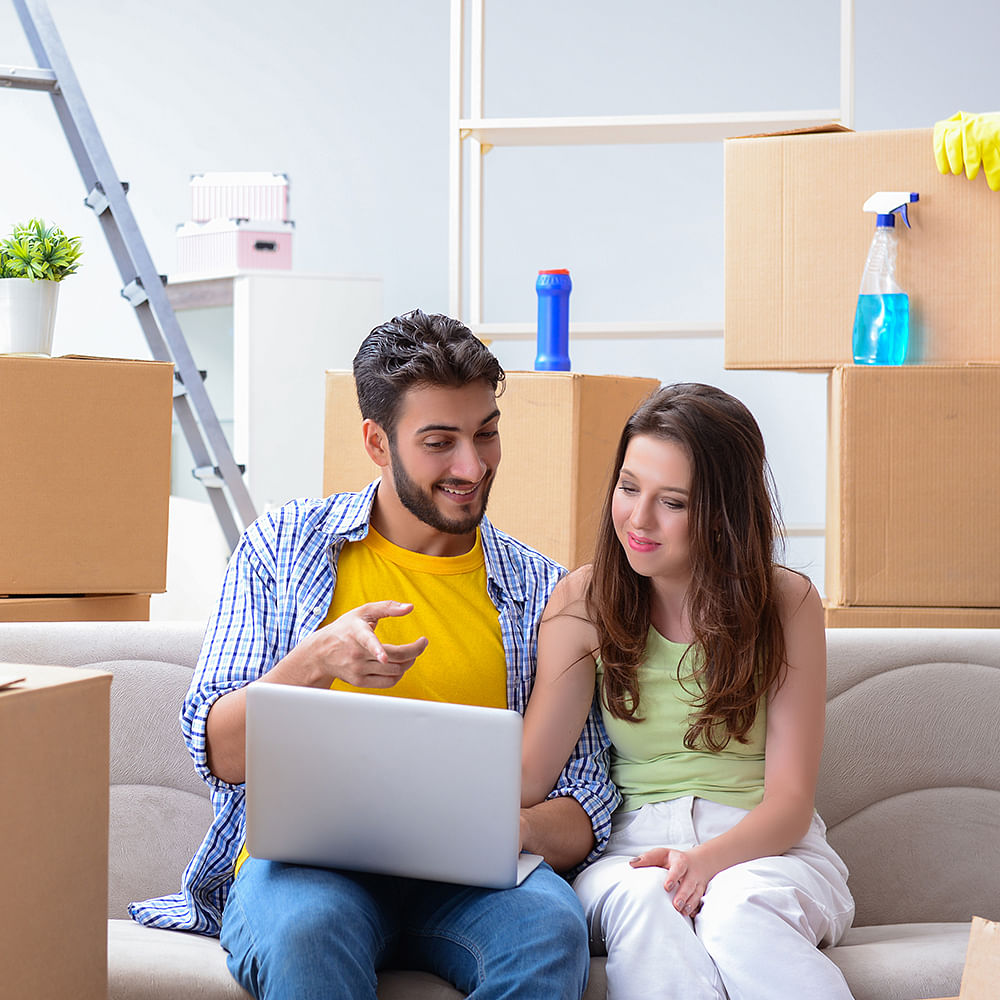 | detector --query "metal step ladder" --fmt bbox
[3,0,257,552]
